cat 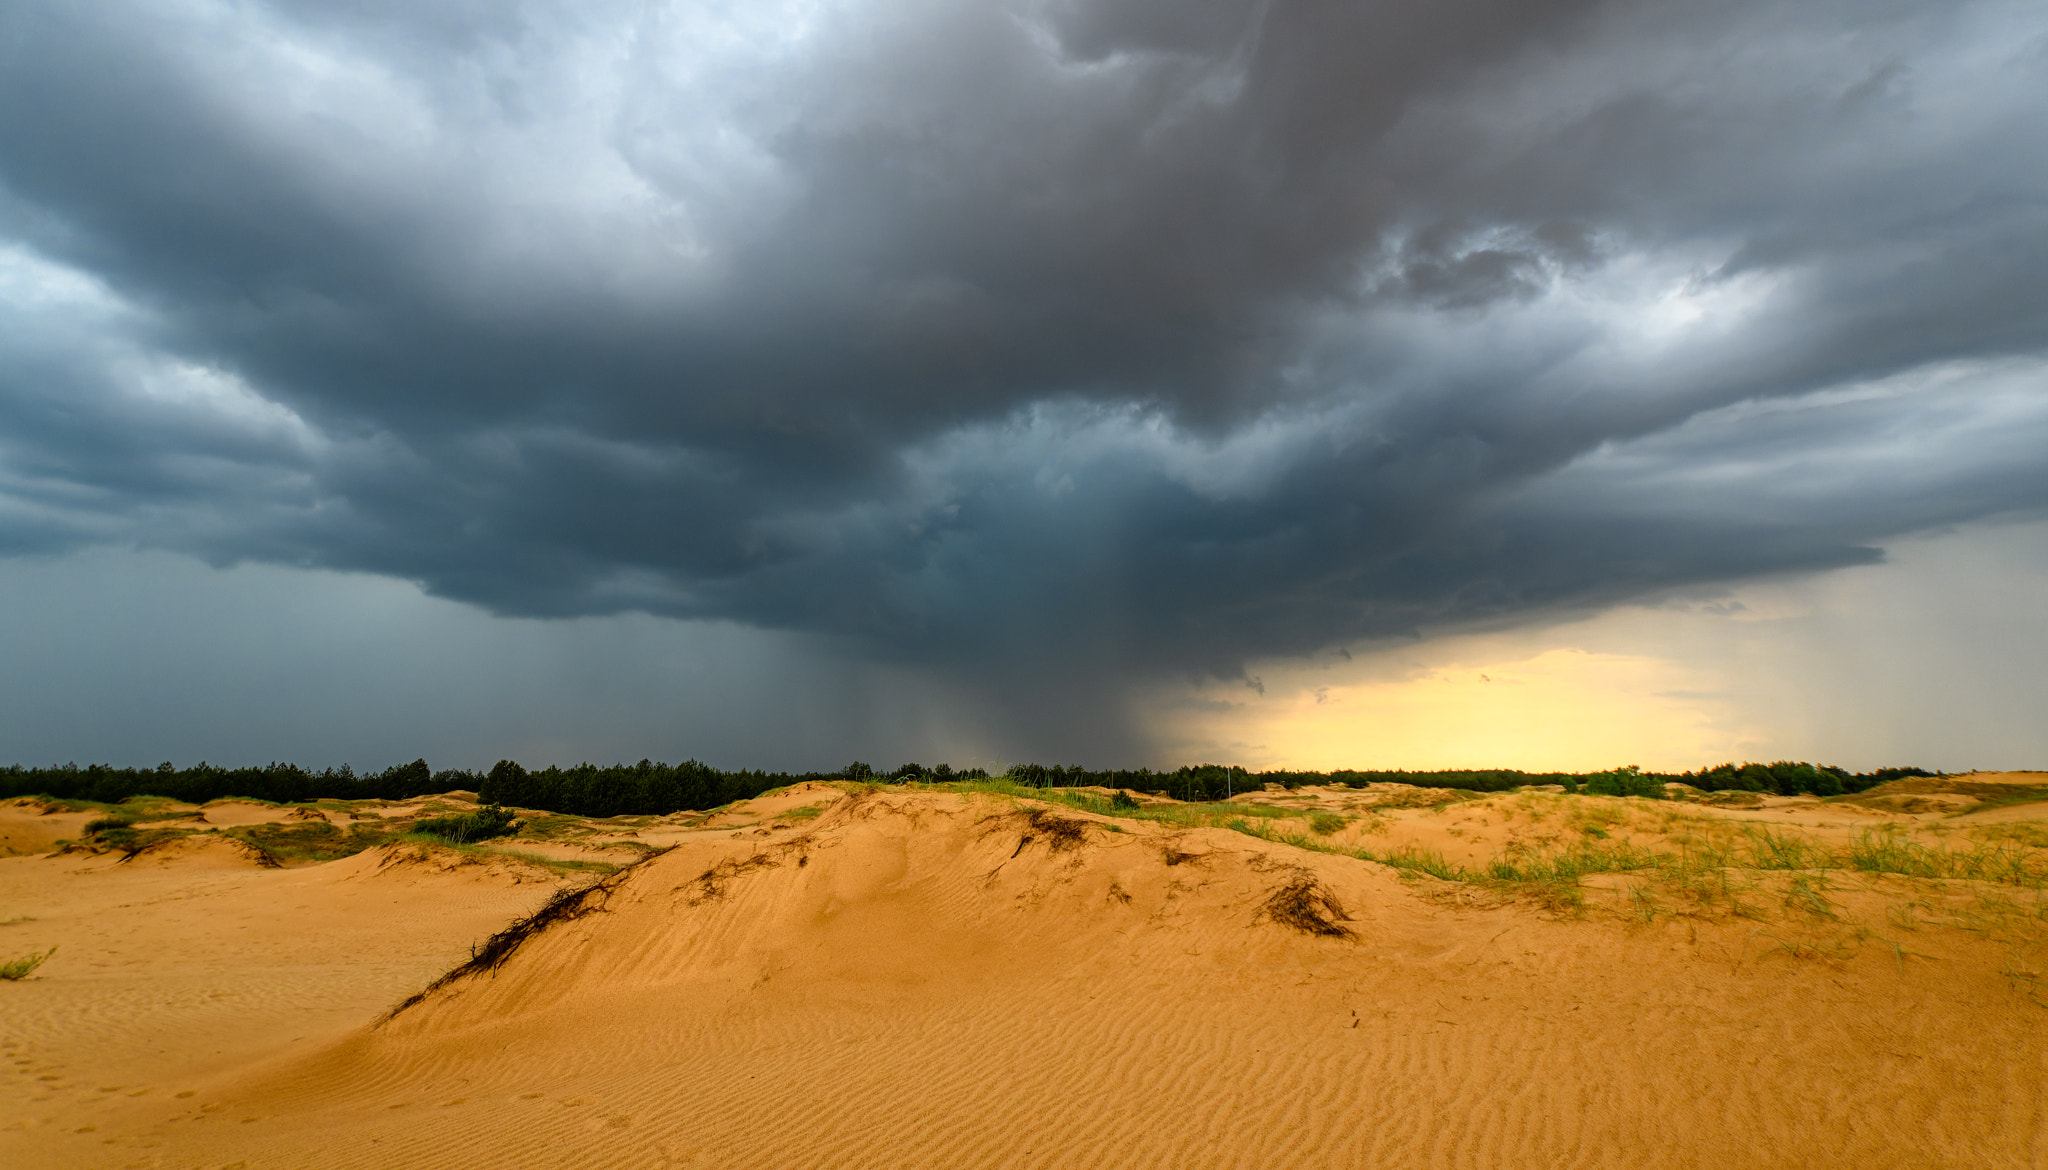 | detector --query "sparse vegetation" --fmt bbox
[224,820,380,864]
[1,946,55,980]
